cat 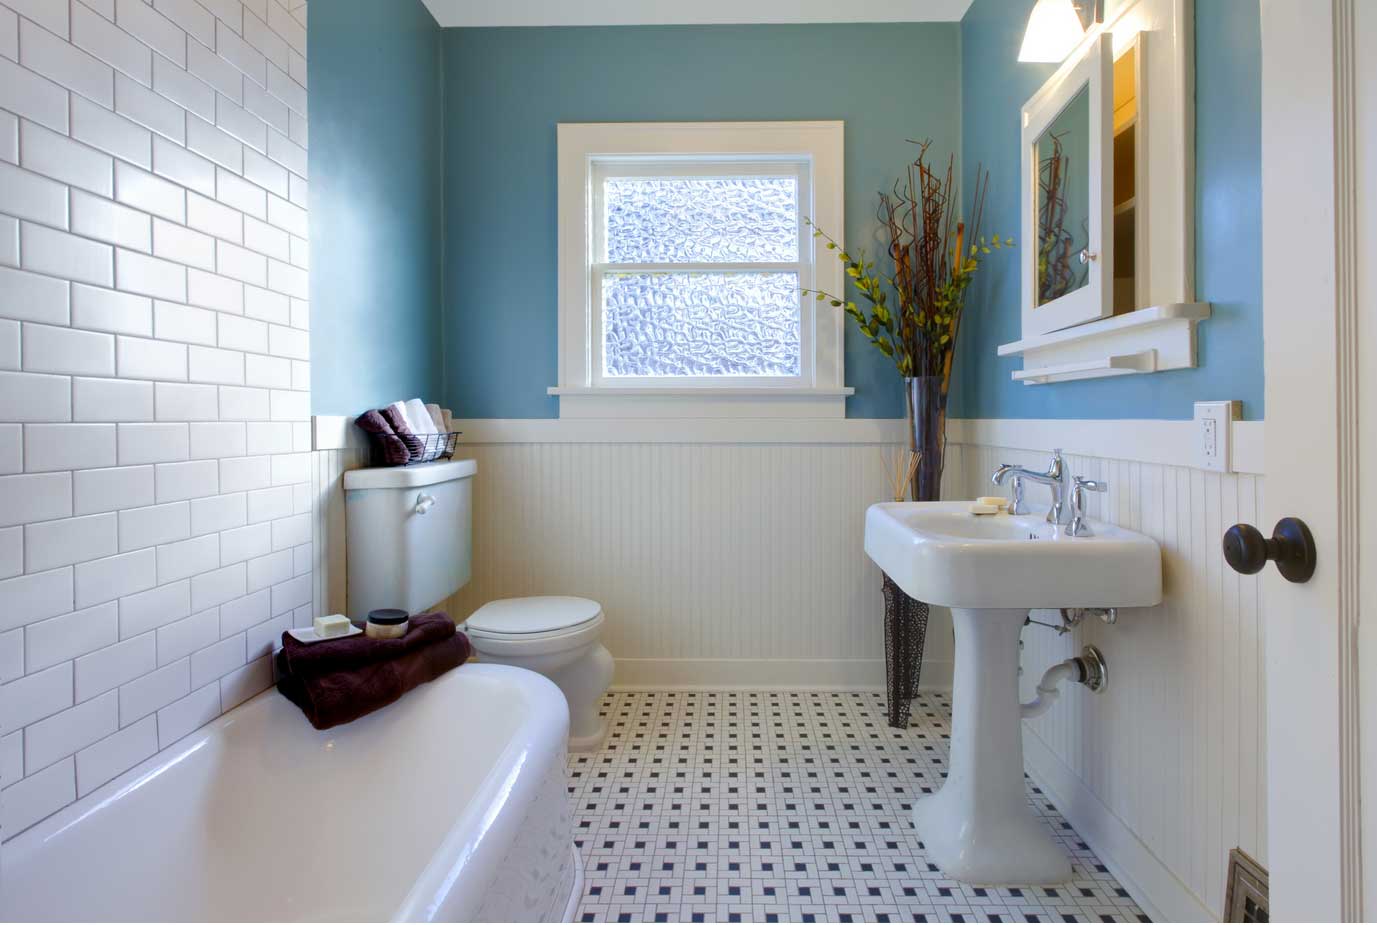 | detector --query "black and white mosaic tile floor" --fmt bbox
[566,690,1148,924]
